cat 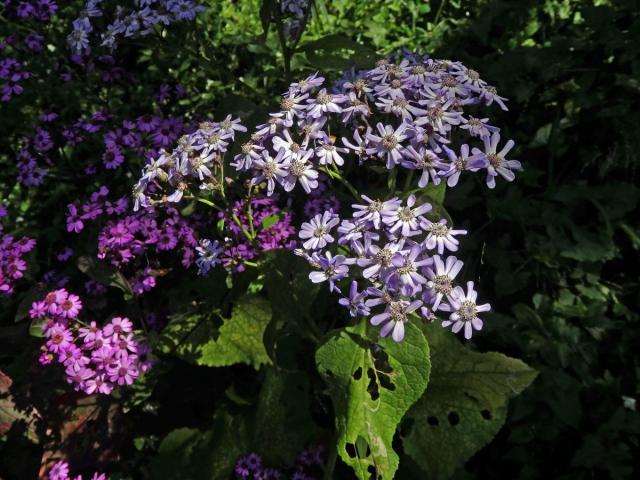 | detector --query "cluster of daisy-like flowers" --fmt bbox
[279,0,312,40]
[67,0,208,53]
[196,194,296,274]
[65,185,208,295]
[296,194,490,341]
[17,103,188,186]
[2,0,58,22]
[132,114,247,210]
[47,460,106,480]
[234,445,326,480]
[31,288,152,395]
[233,55,519,197]
[0,209,36,295]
